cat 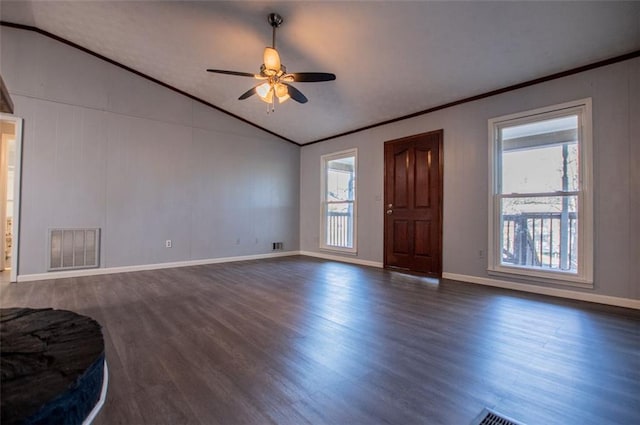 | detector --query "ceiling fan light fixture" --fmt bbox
[259,90,274,104]
[263,47,281,71]
[256,82,272,99]
[277,94,290,104]
[275,83,288,97]
[275,83,290,103]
